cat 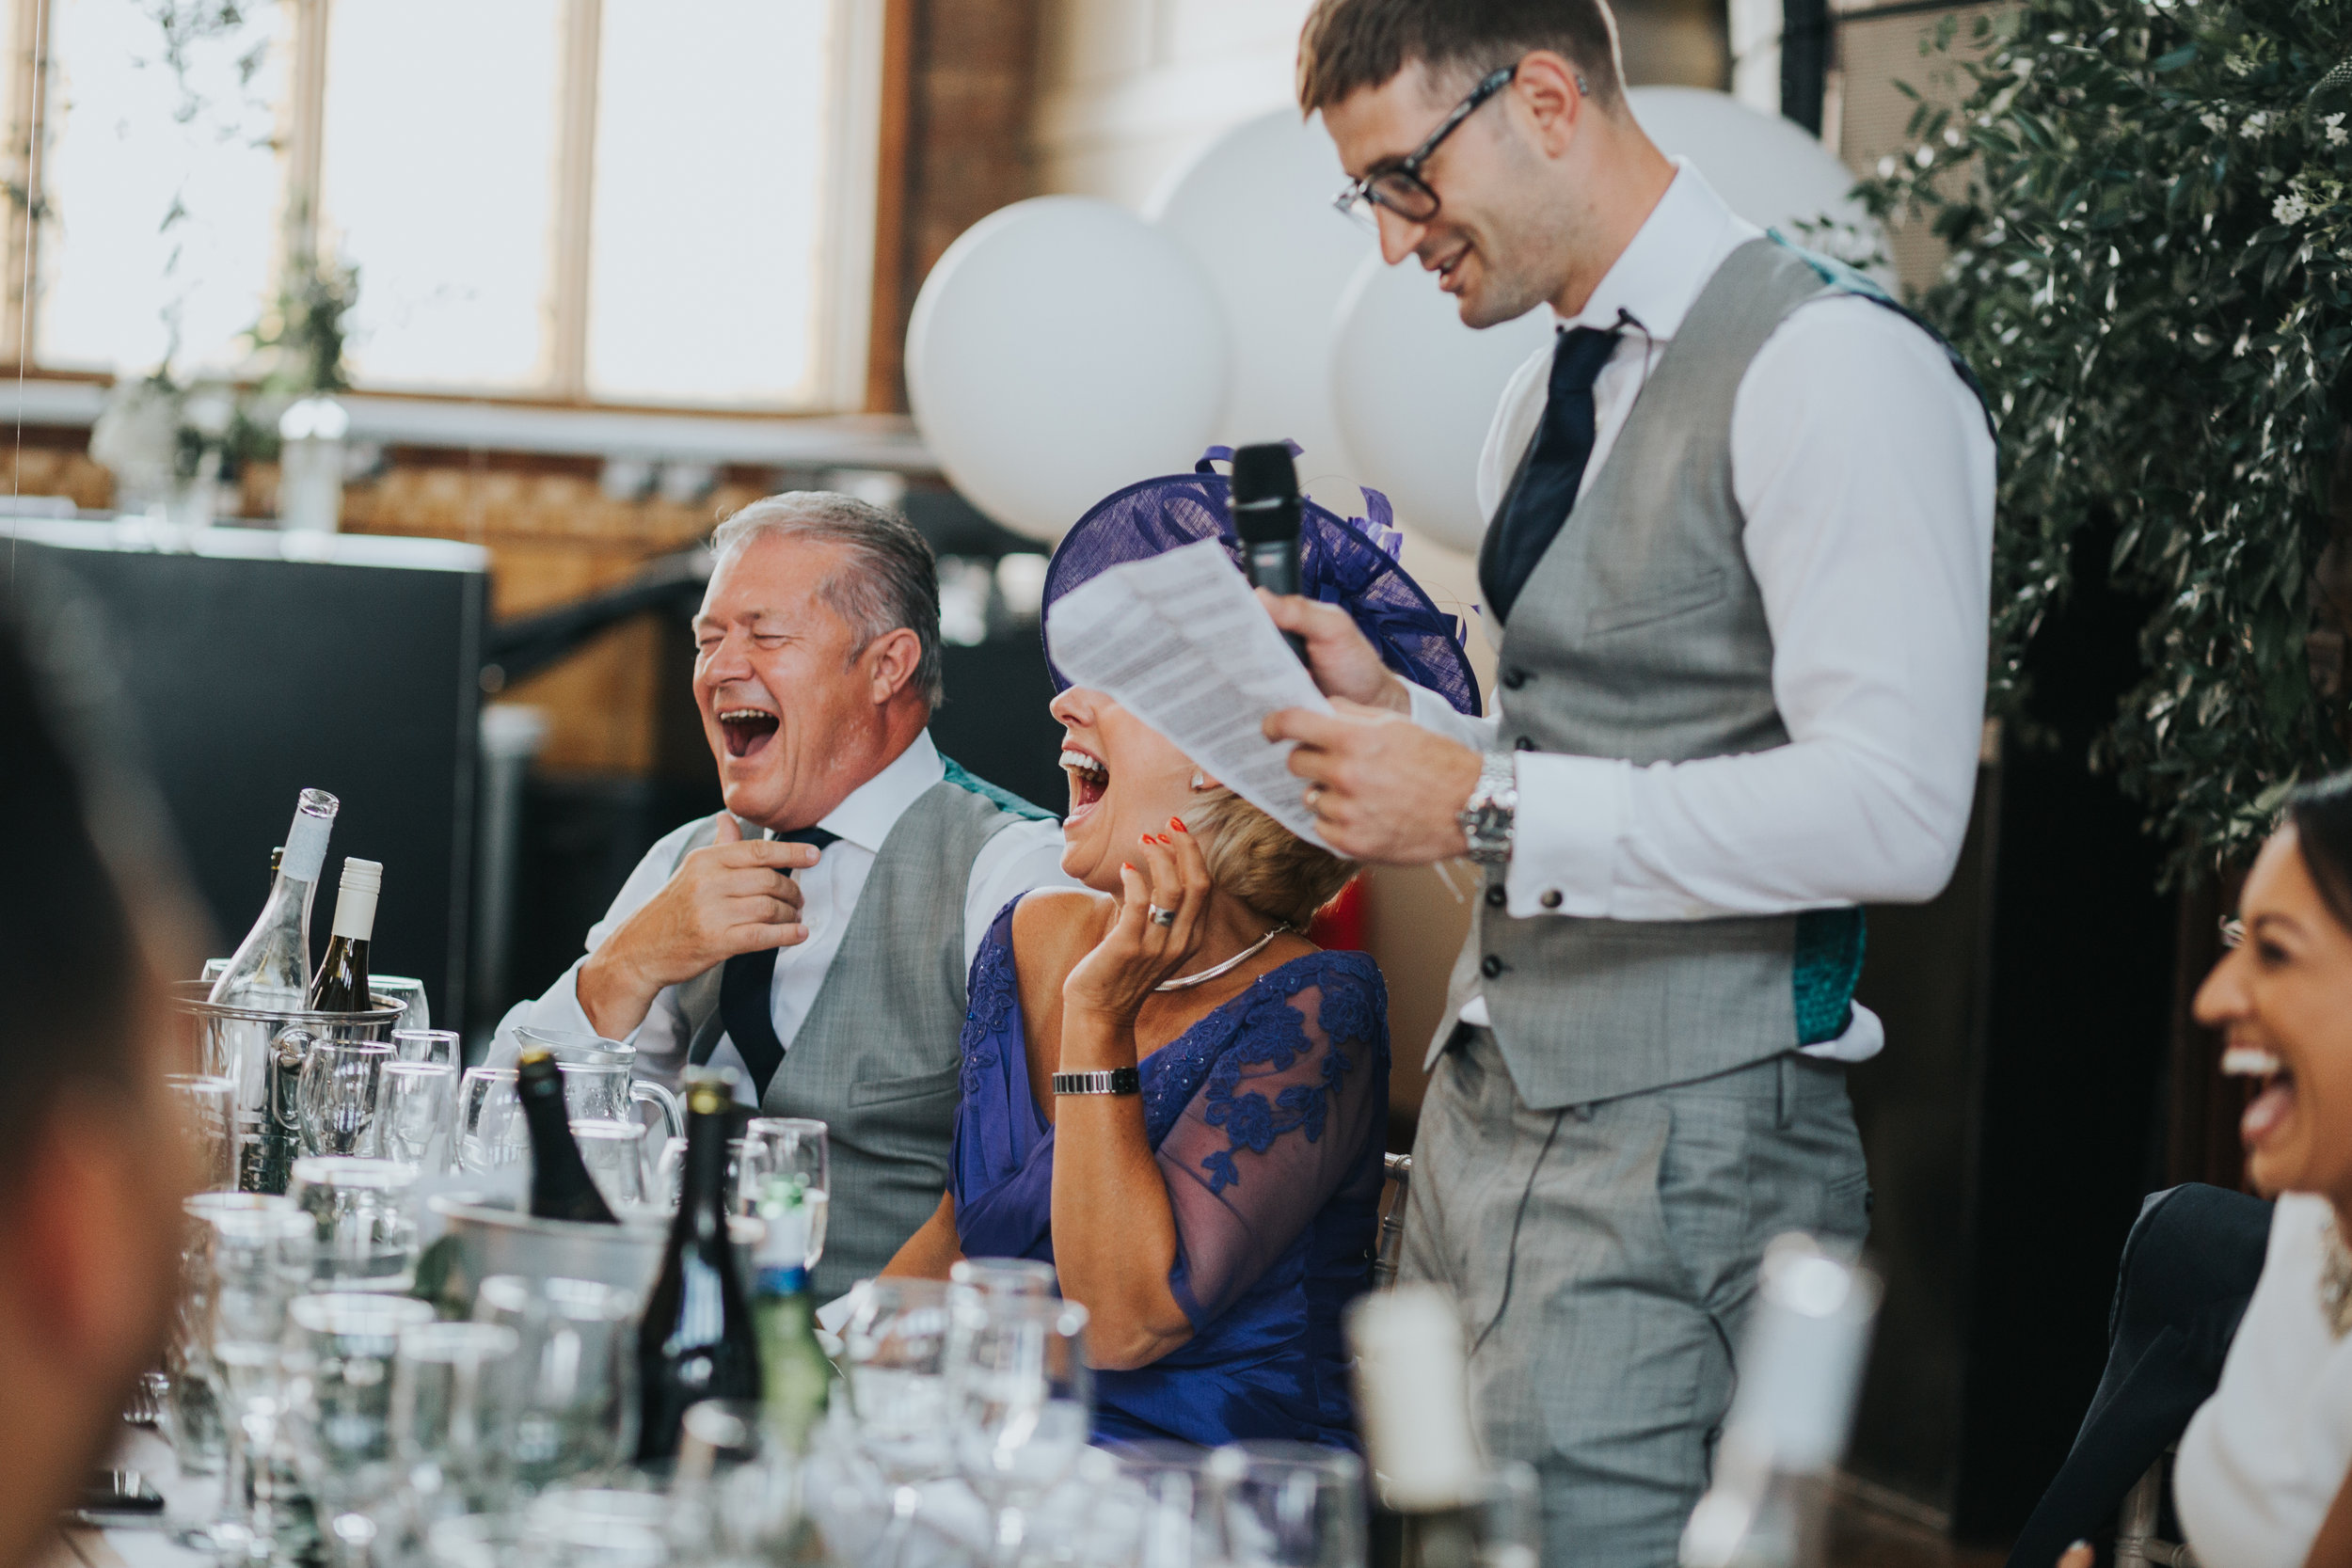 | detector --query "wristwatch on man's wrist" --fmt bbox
[1457,752,1518,865]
